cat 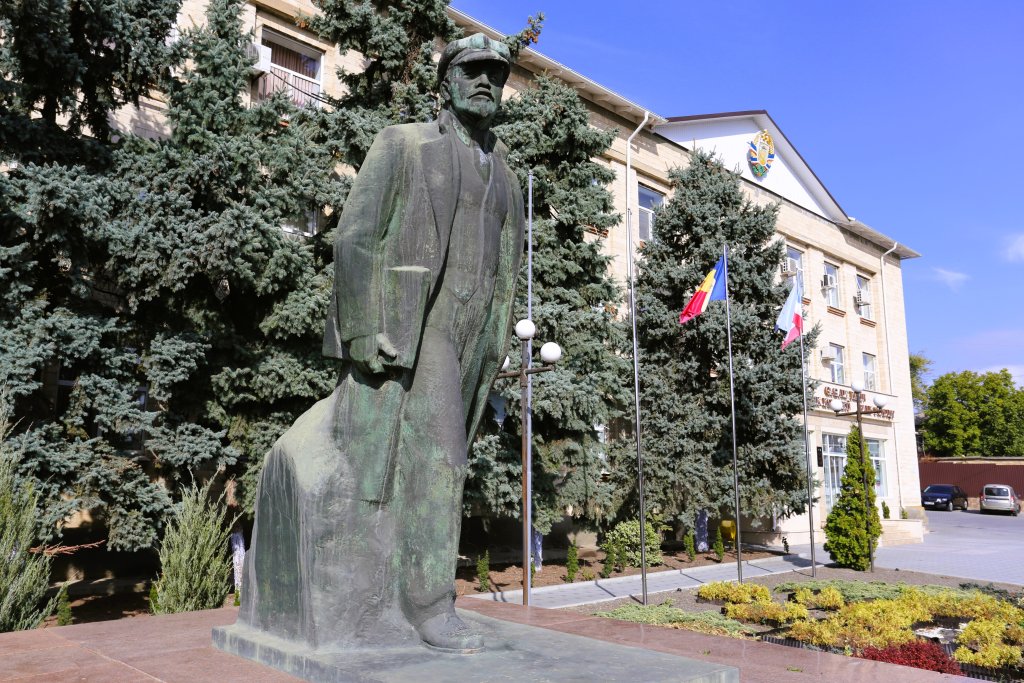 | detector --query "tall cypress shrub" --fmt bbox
[823,426,881,570]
